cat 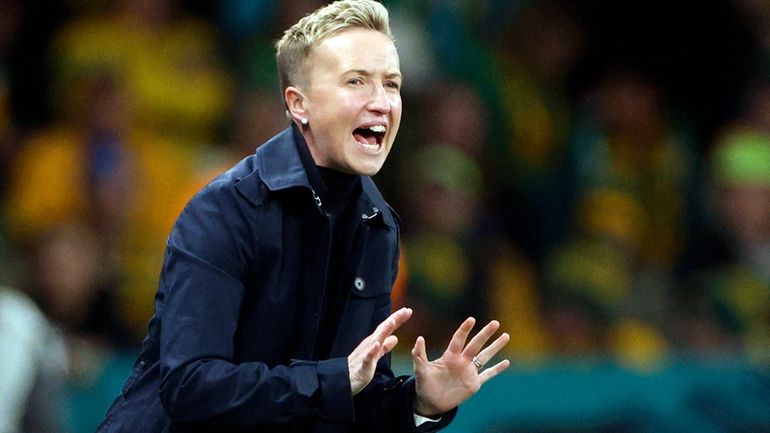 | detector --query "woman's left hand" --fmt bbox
[411,317,511,416]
